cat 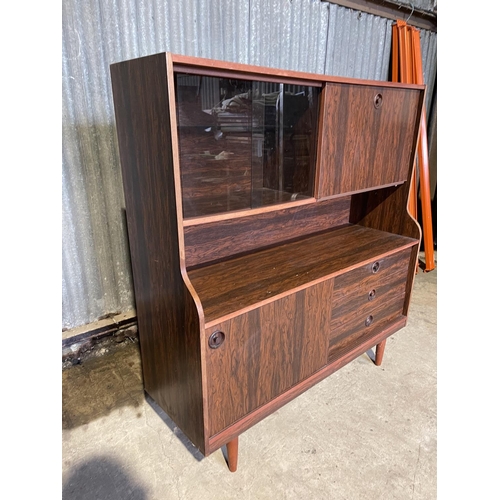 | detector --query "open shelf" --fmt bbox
[188,224,418,326]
